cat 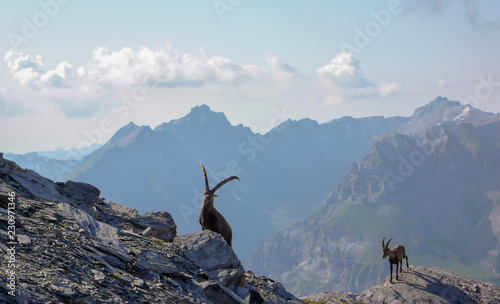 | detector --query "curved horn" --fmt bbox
[212,176,239,193]
[382,237,386,248]
[386,238,393,249]
[200,165,209,191]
